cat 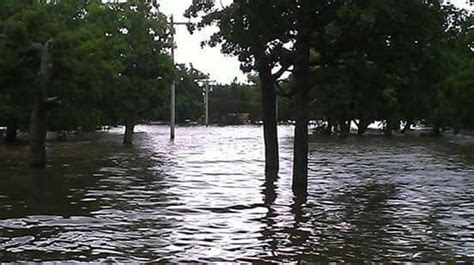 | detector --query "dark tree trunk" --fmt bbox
[259,66,279,179]
[292,85,309,193]
[357,119,370,136]
[325,120,333,135]
[453,126,460,135]
[29,40,53,168]
[29,98,47,167]
[384,119,393,137]
[432,123,442,137]
[292,0,311,195]
[123,122,135,144]
[401,121,411,134]
[339,120,350,137]
[5,120,18,143]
